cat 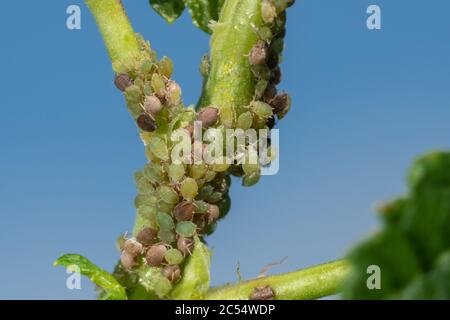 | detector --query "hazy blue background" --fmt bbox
[0,0,449,299]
